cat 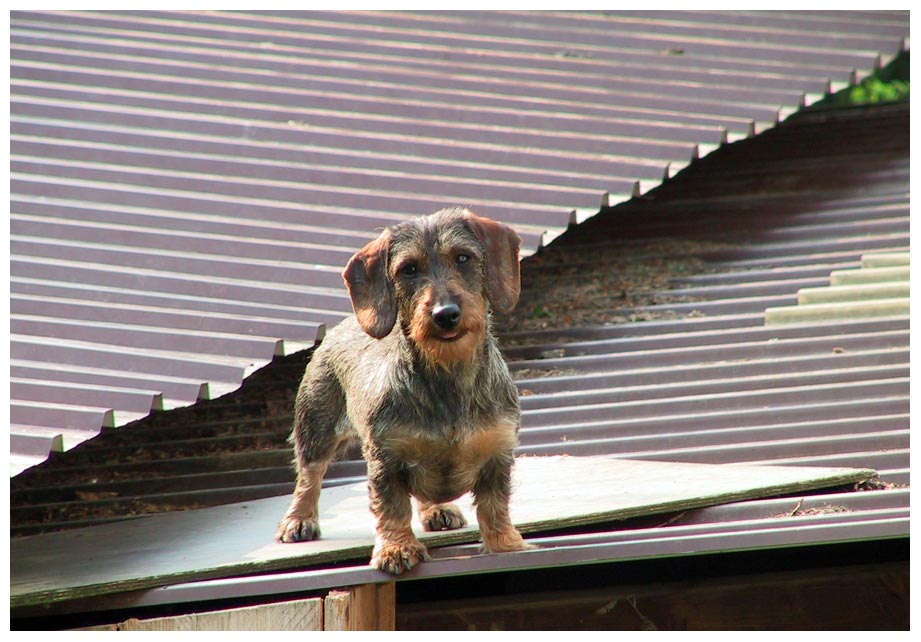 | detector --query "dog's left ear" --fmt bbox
[343,229,398,339]
[465,212,522,314]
